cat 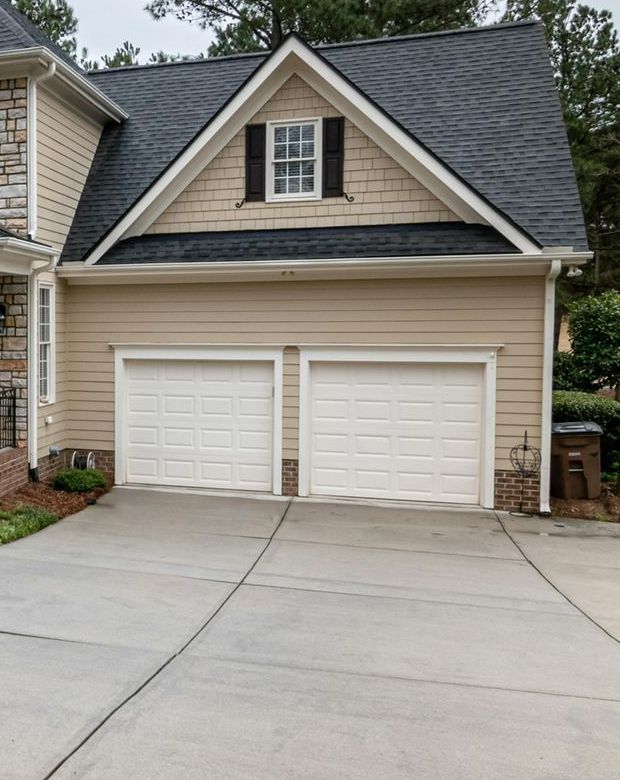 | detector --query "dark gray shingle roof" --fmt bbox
[0,0,83,73]
[62,21,587,262]
[97,222,518,265]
